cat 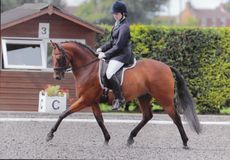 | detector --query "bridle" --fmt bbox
[53,45,72,72]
